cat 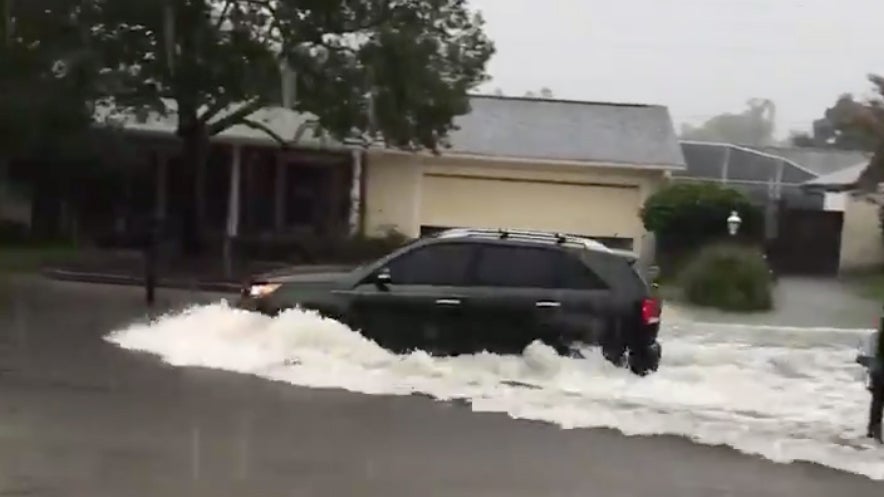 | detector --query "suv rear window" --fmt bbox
[475,245,607,289]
